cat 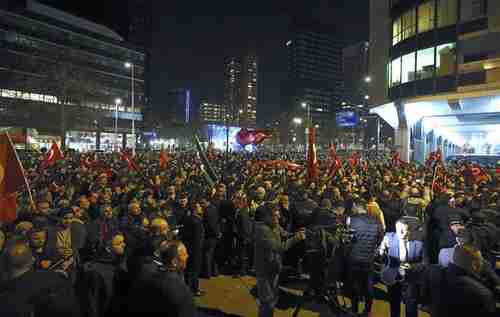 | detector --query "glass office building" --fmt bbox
[0,0,146,150]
